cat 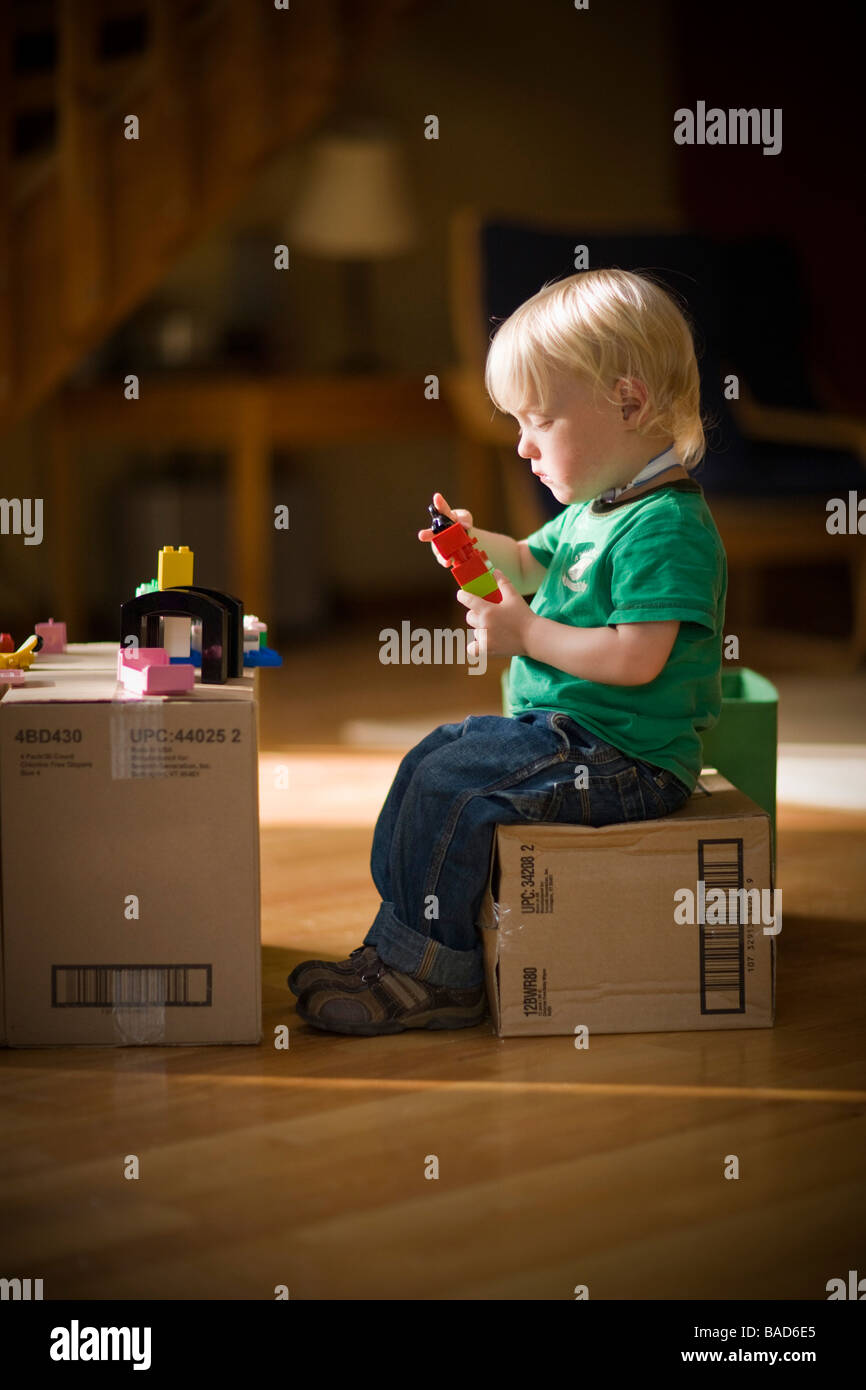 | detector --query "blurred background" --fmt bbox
[1,0,864,1305]
[0,0,864,736]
